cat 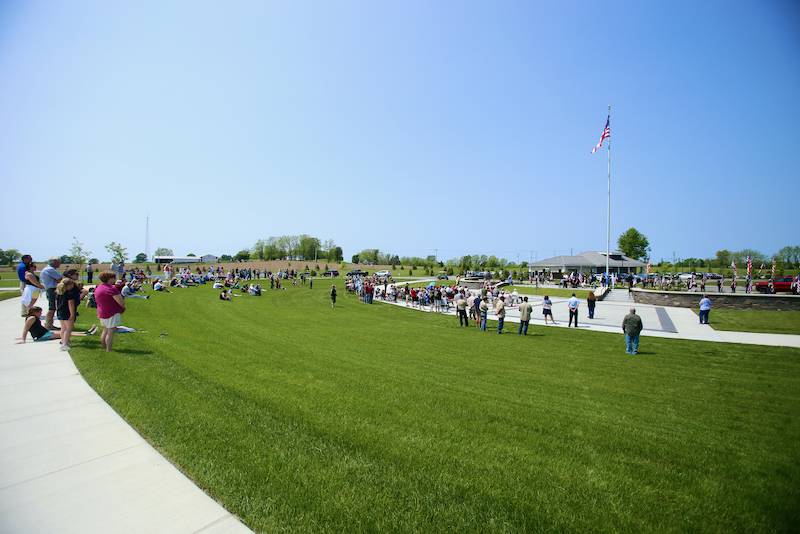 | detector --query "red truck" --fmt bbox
[755,276,798,294]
